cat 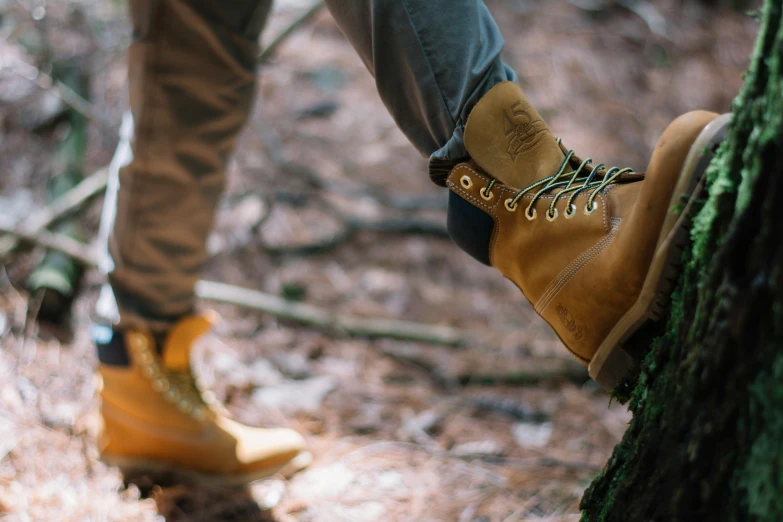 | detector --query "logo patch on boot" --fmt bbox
[555,303,585,341]
[503,102,547,161]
